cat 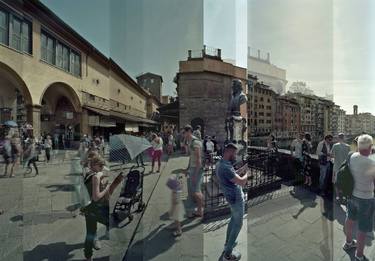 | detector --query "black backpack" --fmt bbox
[336,152,354,198]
